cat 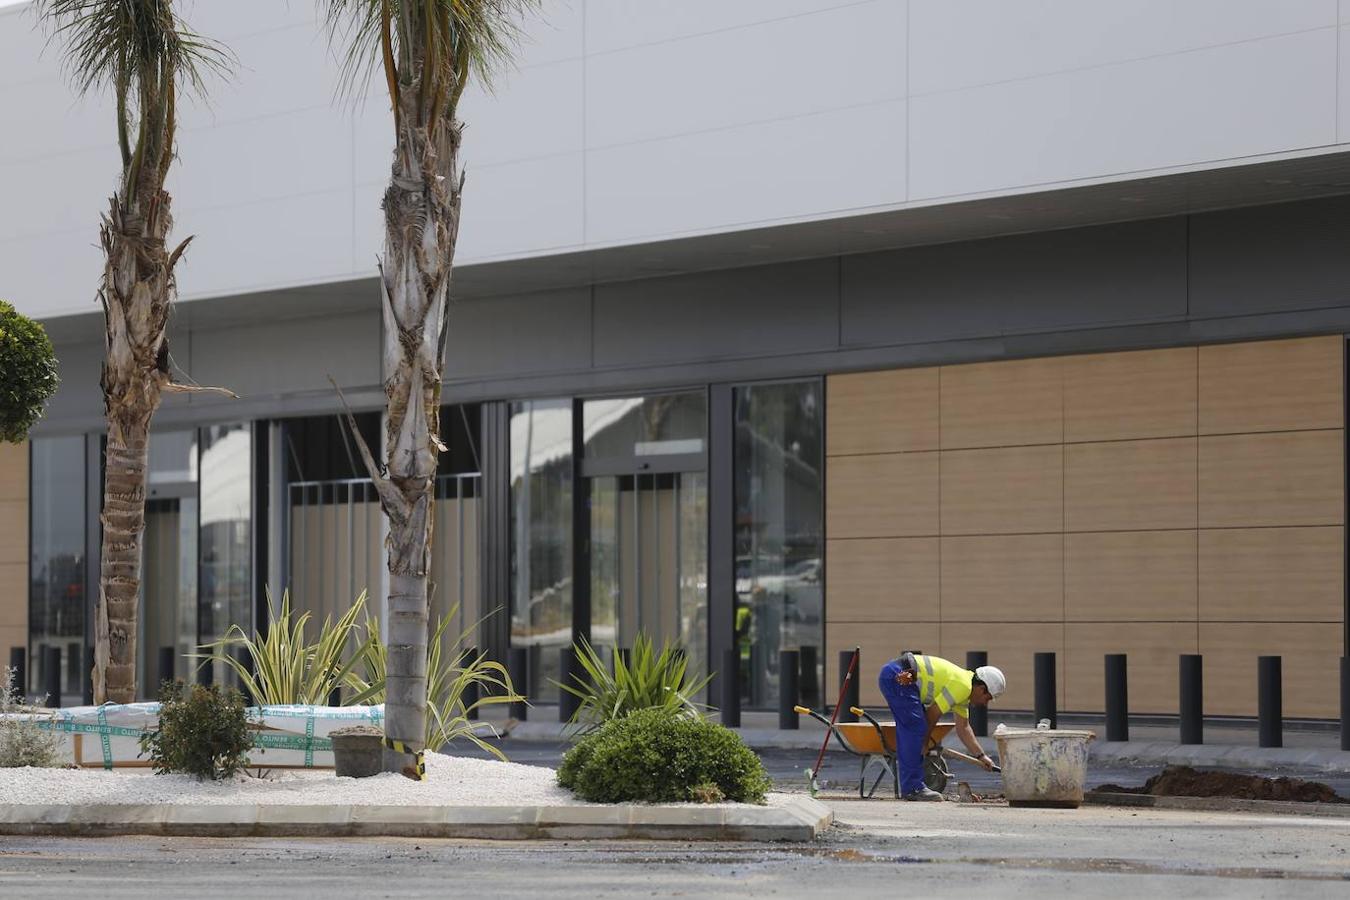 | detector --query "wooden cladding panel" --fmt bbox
[826,452,938,538]
[1065,438,1197,532]
[0,500,26,566]
[1198,527,1343,622]
[1064,530,1198,622]
[827,622,940,708]
[1199,623,1341,719]
[1064,623,1198,714]
[939,357,1062,450]
[0,562,24,627]
[939,624,1065,711]
[1199,430,1344,528]
[825,538,938,623]
[939,534,1063,622]
[1199,336,1343,435]
[0,441,27,501]
[827,369,939,455]
[1063,347,1197,443]
[940,444,1063,536]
